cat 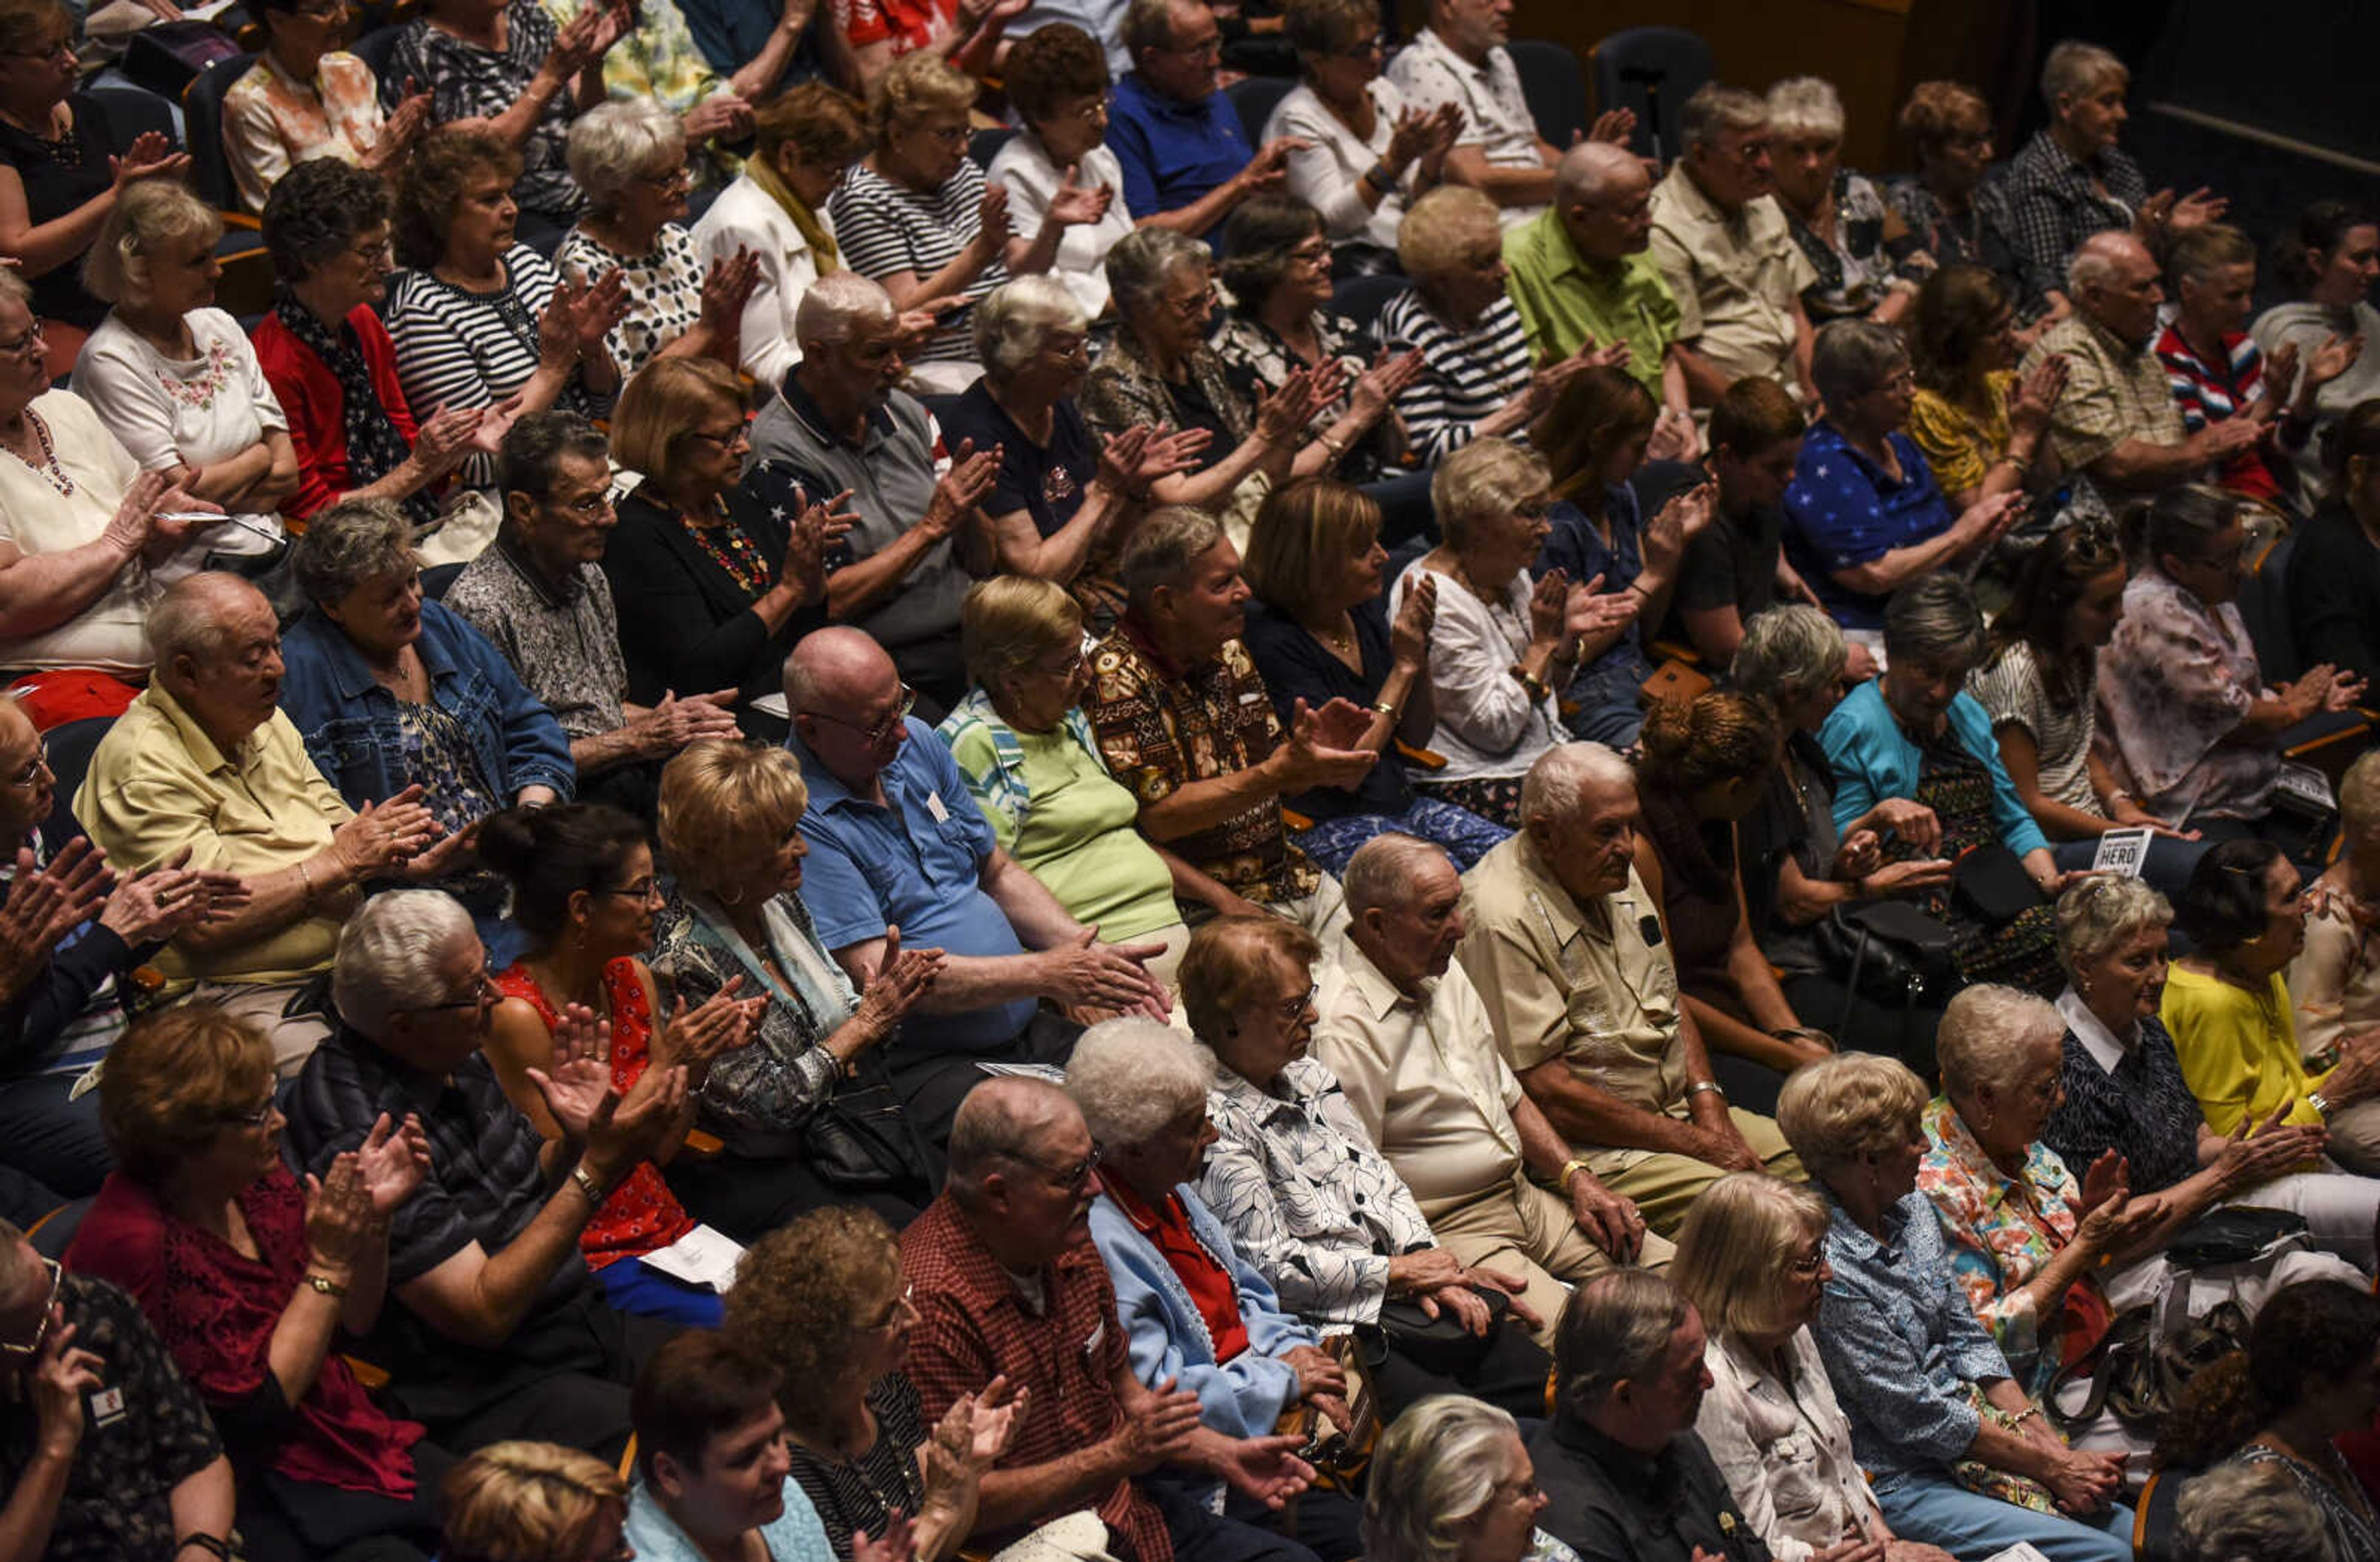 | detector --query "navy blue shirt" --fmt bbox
[1240,598,1412,823]
[1108,72,1252,245]
[1782,421,1957,631]
[939,381,1099,541]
